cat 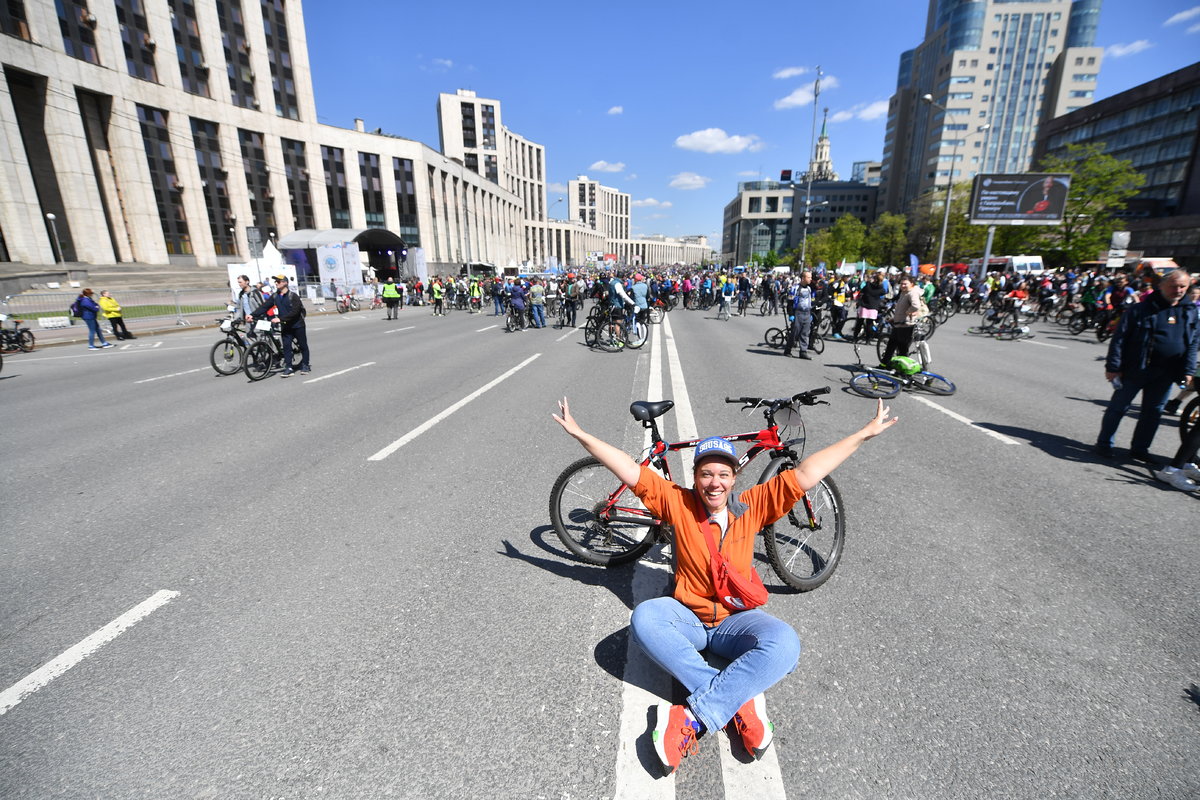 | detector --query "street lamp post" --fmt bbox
[799,199,829,270]
[45,212,62,264]
[921,93,988,283]
[799,66,822,269]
